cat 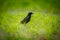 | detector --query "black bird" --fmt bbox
[21,12,33,24]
